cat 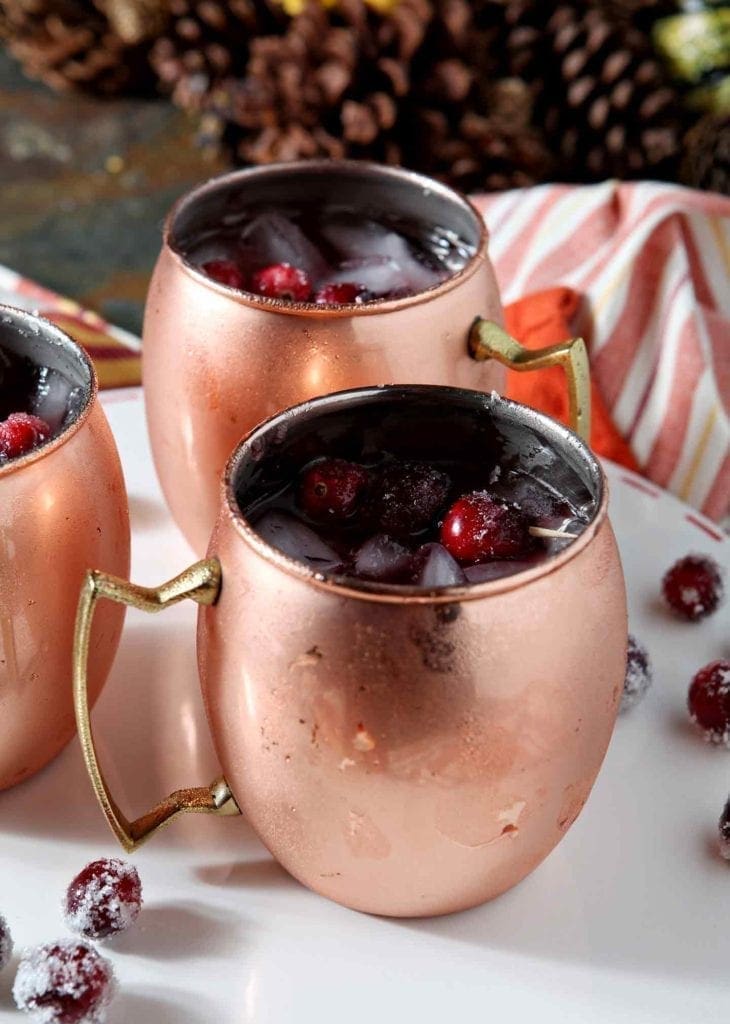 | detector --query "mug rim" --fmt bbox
[163,159,490,318]
[0,304,97,479]
[220,384,609,605]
